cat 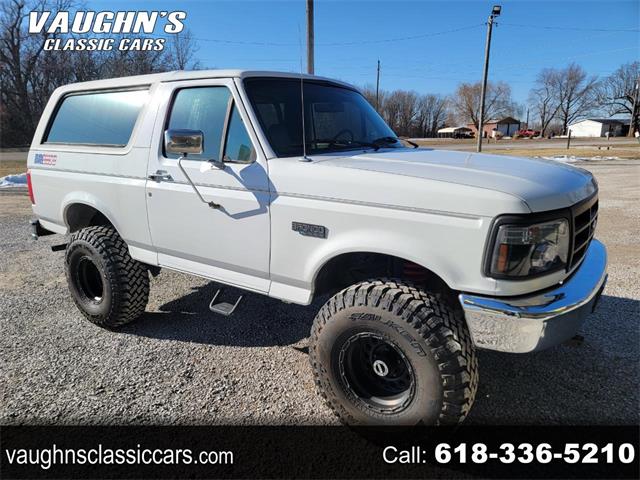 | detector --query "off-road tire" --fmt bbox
[309,279,478,425]
[65,226,149,328]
